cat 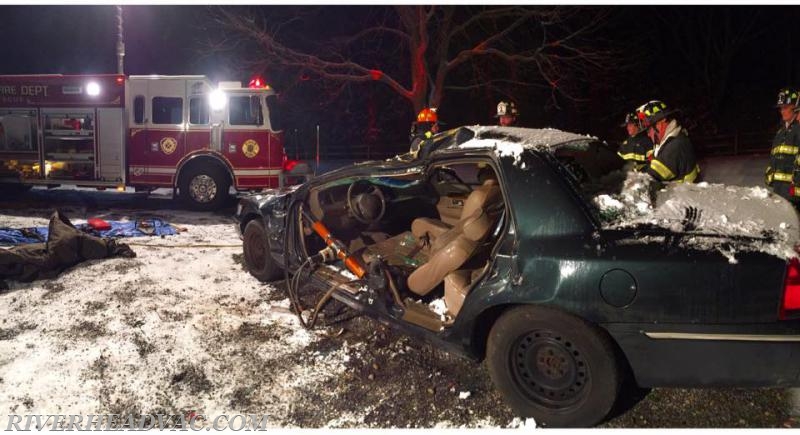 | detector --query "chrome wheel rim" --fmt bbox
[189,174,217,203]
